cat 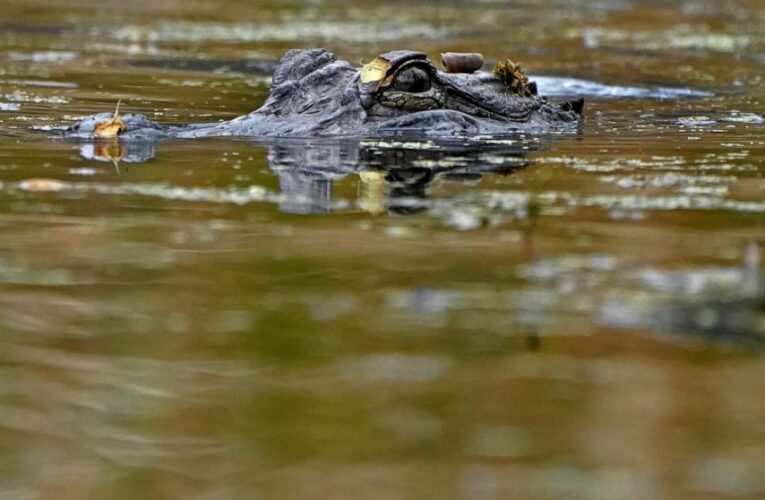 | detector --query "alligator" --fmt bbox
[66,48,583,140]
